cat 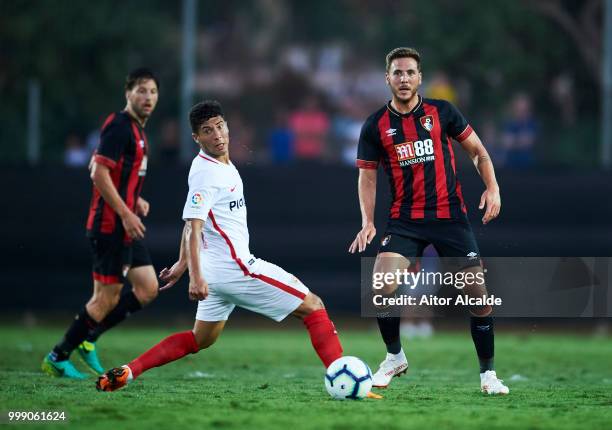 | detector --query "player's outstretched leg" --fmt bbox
[291,293,382,399]
[42,282,123,379]
[291,293,343,367]
[80,266,159,374]
[96,321,225,392]
[371,252,410,388]
[463,266,509,395]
